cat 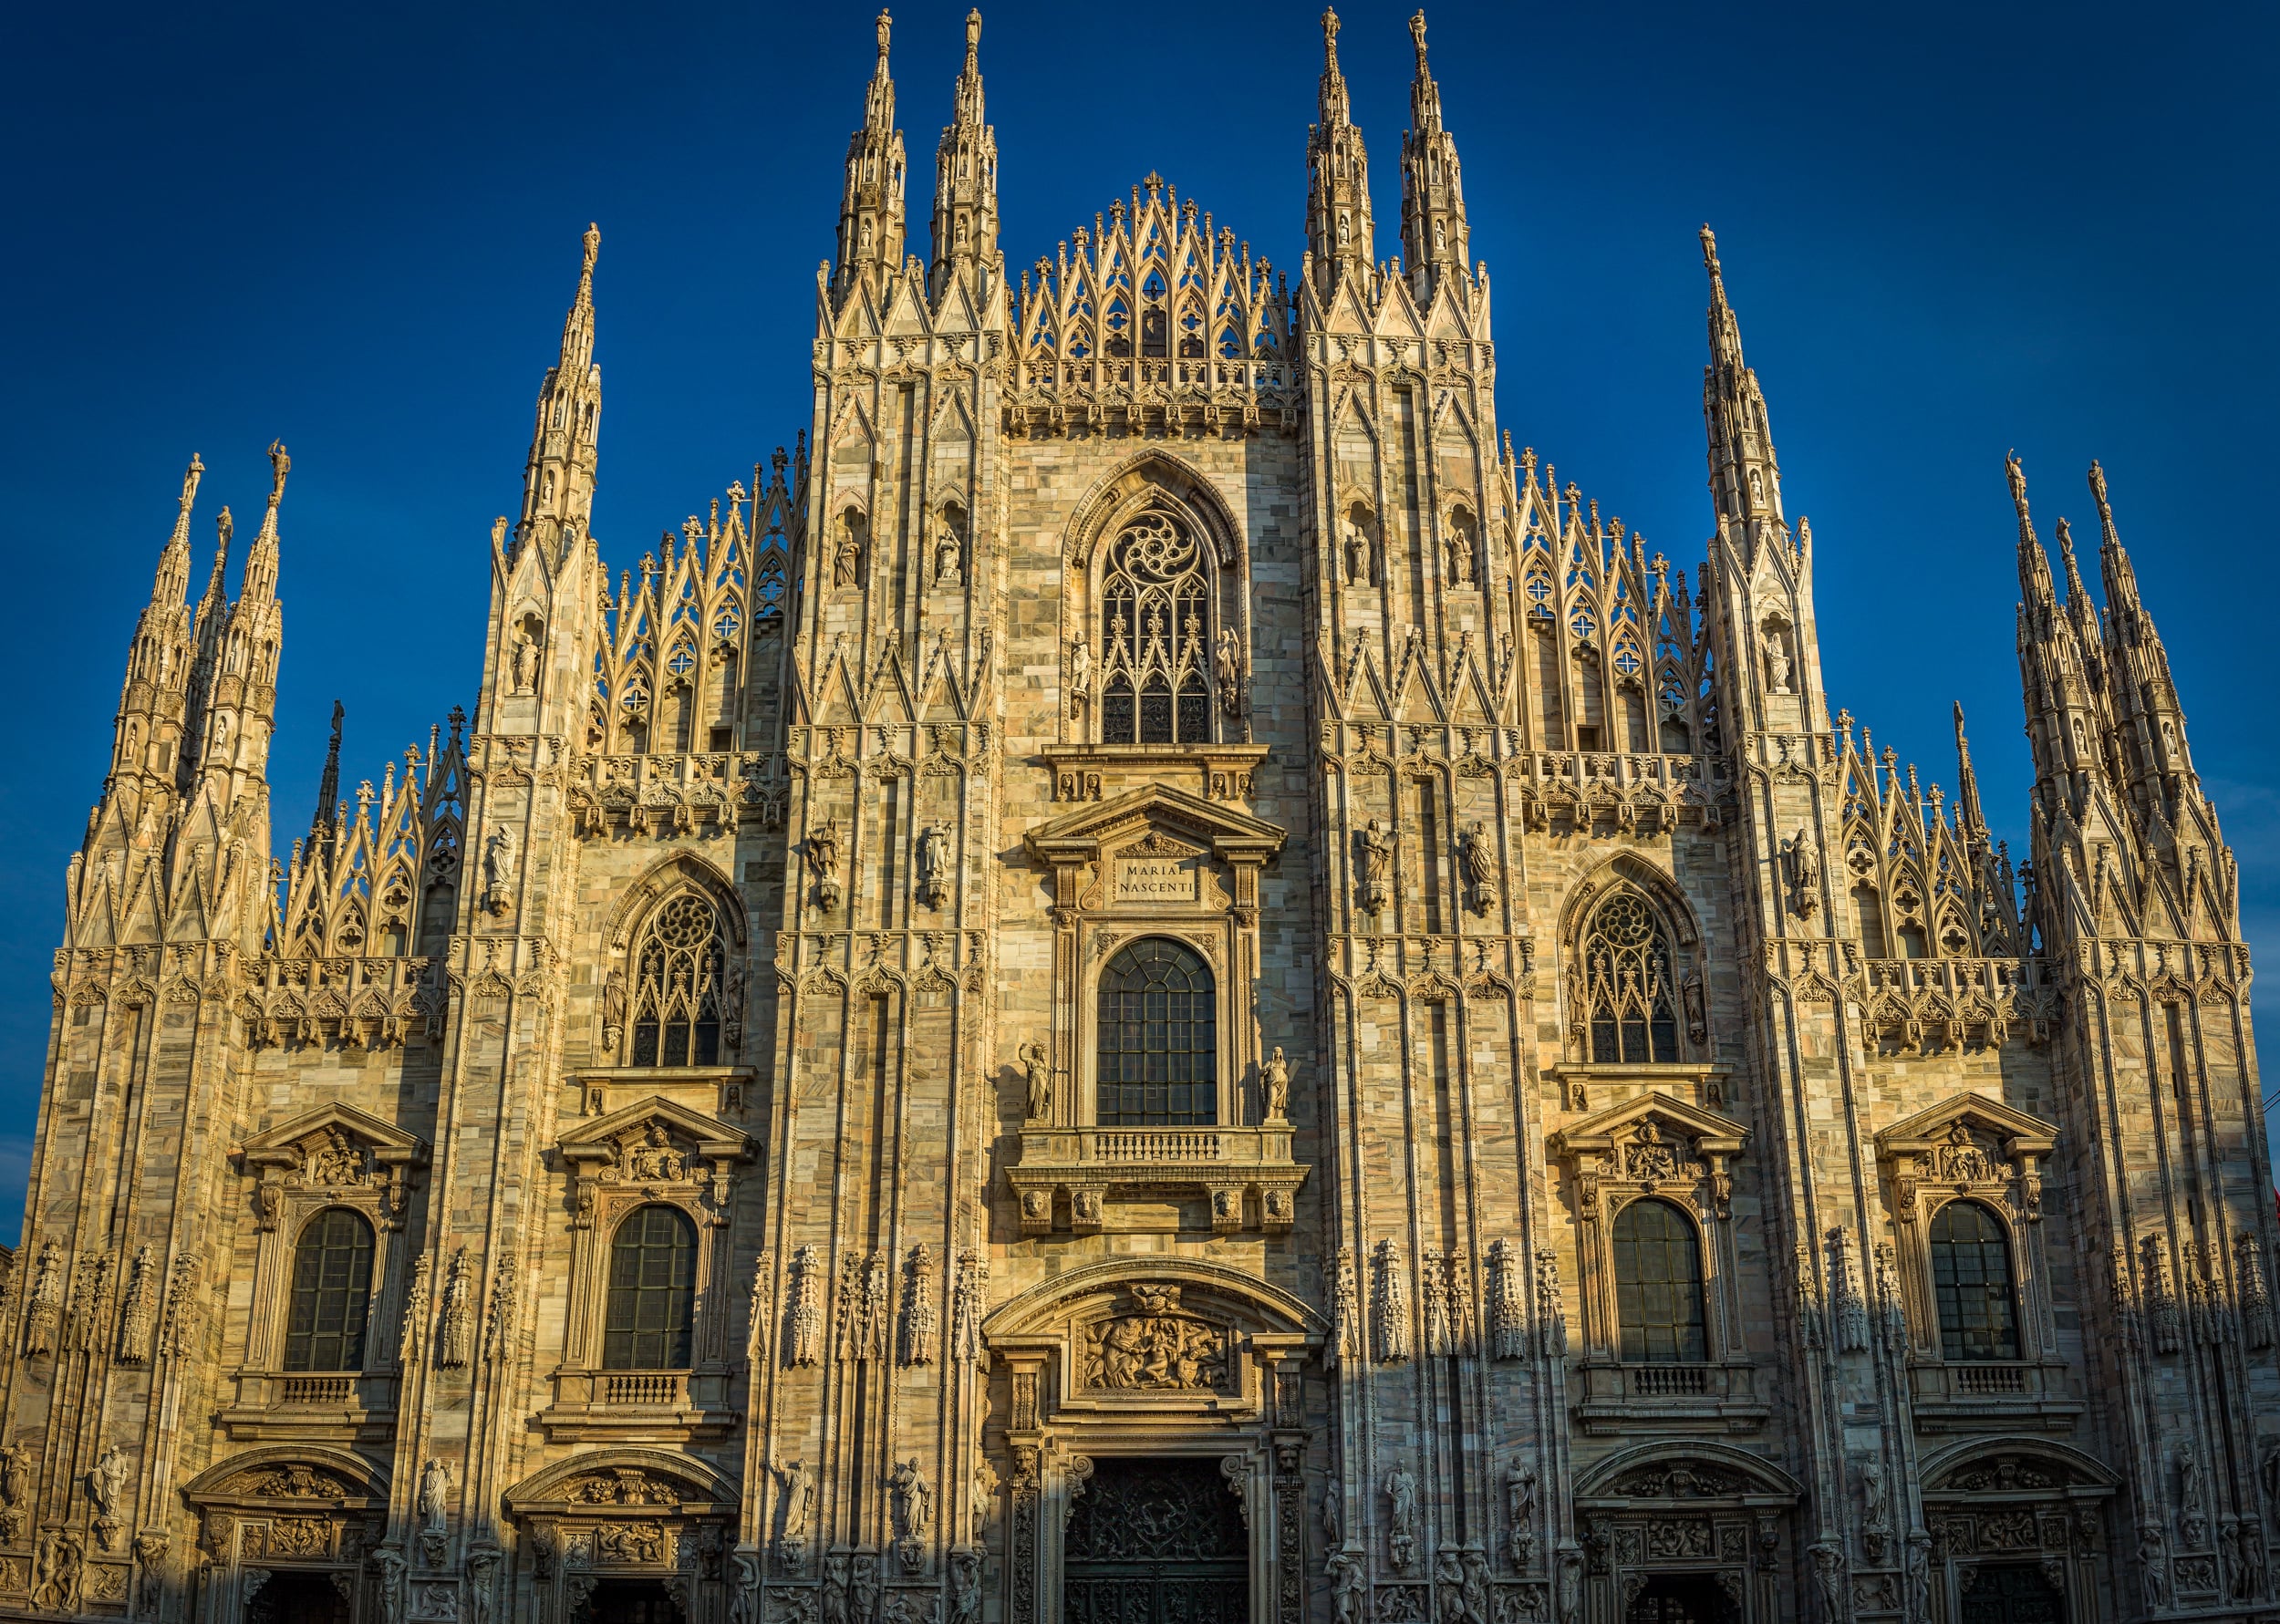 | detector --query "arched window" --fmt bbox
[284,1208,375,1372]
[1928,1200,2019,1361]
[1097,508,1213,745]
[1580,892,1682,1063]
[629,895,727,1067]
[1611,1198,1707,1363]
[1096,938,1217,1127]
[603,1205,698,1370]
